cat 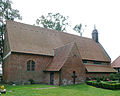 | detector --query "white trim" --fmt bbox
[3,51,11,60]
